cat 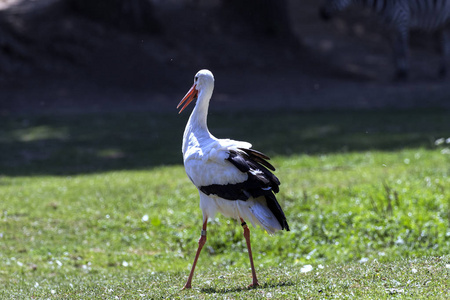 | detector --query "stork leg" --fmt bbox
[240,218,259,288]
[182,220,207,289]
